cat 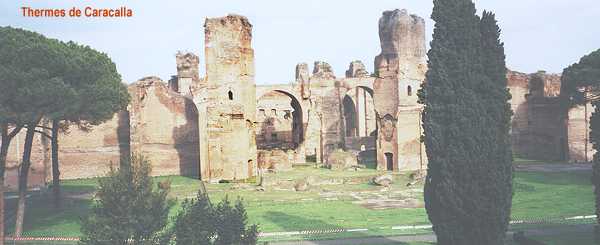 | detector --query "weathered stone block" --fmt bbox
[372,174,393,187]
[325,149,357,170]
[257,149,292,172]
